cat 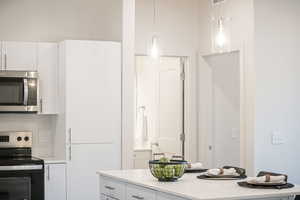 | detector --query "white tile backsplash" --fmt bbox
[0,114,56,158]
